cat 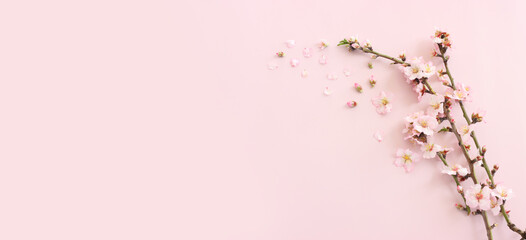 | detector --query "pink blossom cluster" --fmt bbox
[336,29,522,238]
